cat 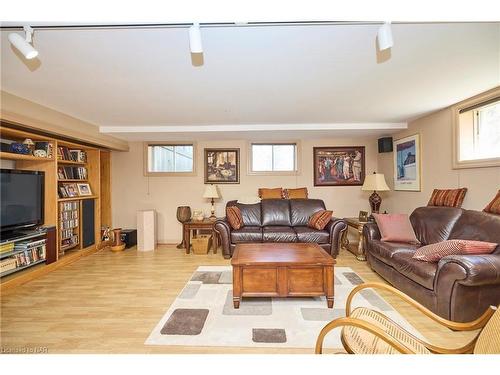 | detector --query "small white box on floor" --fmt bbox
[137,209,156,251]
